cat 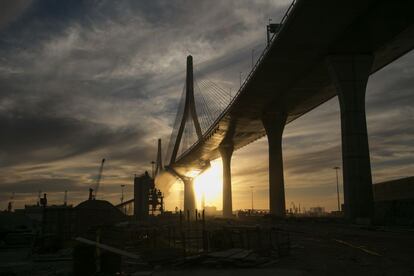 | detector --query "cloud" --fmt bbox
[0,0,292,209]
[0,1,412,211]
[0,1,32,30]
[0,108,145,167]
